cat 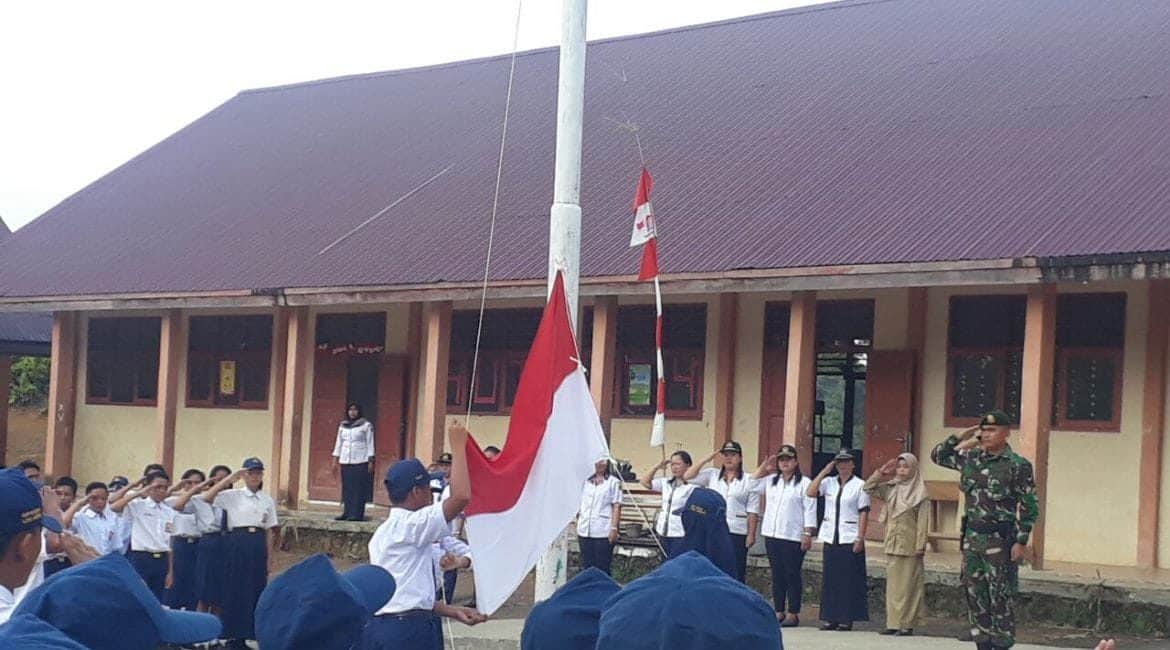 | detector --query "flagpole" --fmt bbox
[537,0,588,602]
